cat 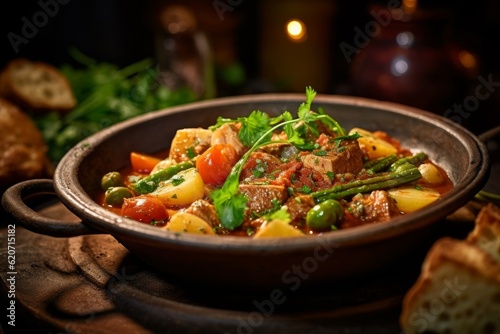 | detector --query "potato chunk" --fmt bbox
[151,168,204,206]
[166,212,215,235]
[253,220,305,238]
[388,186,441,213]
[168,128,212,163]
[418,163,445,185]
[349,127,398,160]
